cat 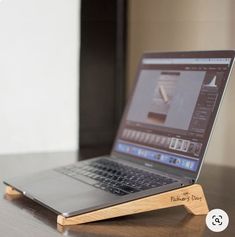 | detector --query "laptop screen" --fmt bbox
[113,51,234,173]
